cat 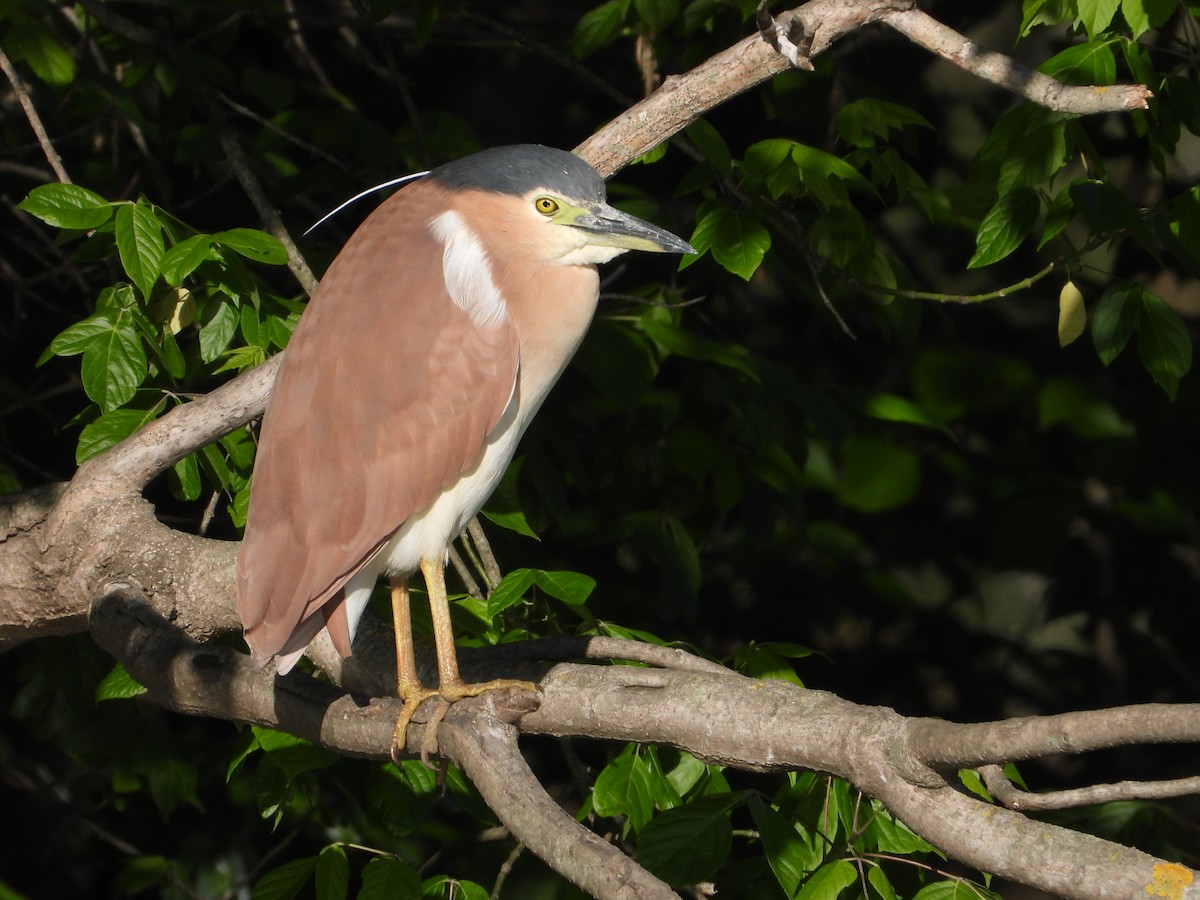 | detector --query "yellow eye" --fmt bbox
[535,196,559,215]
